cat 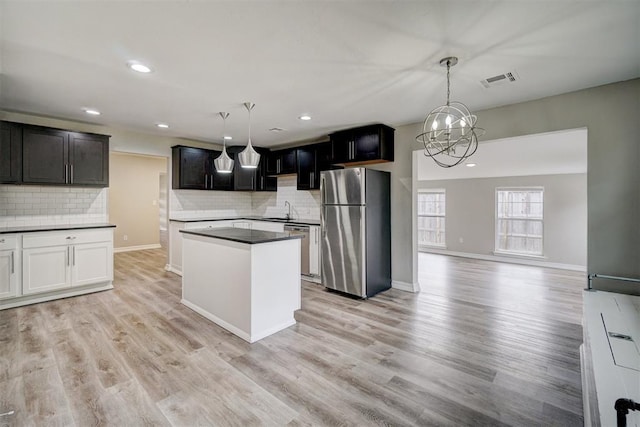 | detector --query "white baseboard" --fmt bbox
[392,280,420,293]
[114,244,162,253]
[421,248,586,272]
[165,265,183,276]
